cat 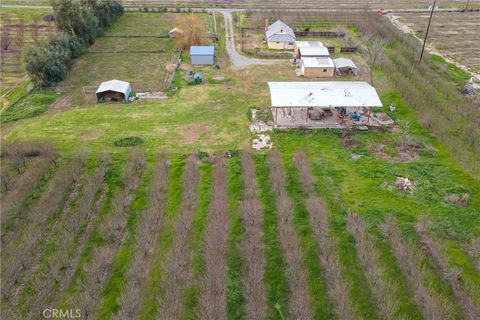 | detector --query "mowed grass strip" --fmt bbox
[226,154,246,320]
[112,154,170,319]
[156,155,201,319]
[267,150,313,319]
[293,151,355,320]
[137,155,187,320]
[254,154,289,320]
